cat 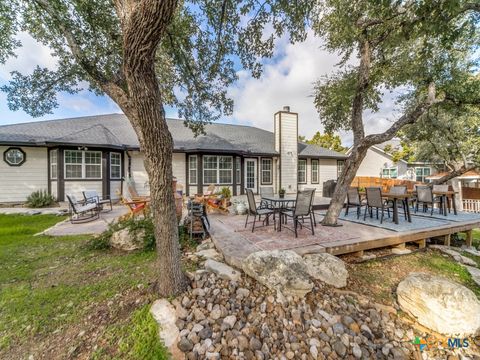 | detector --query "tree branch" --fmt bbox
[432,164,477,185]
